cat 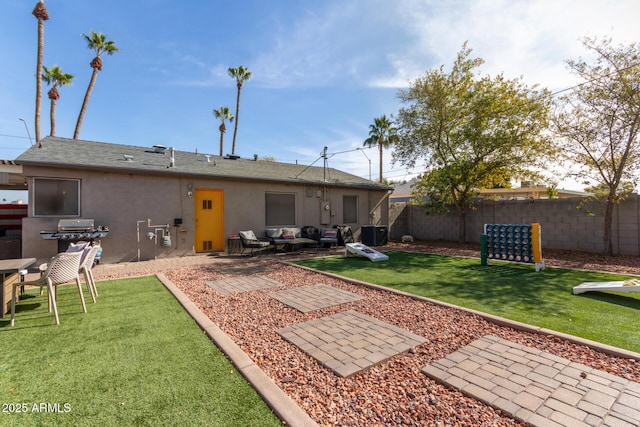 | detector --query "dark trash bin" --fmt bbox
[361,225,388,246]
